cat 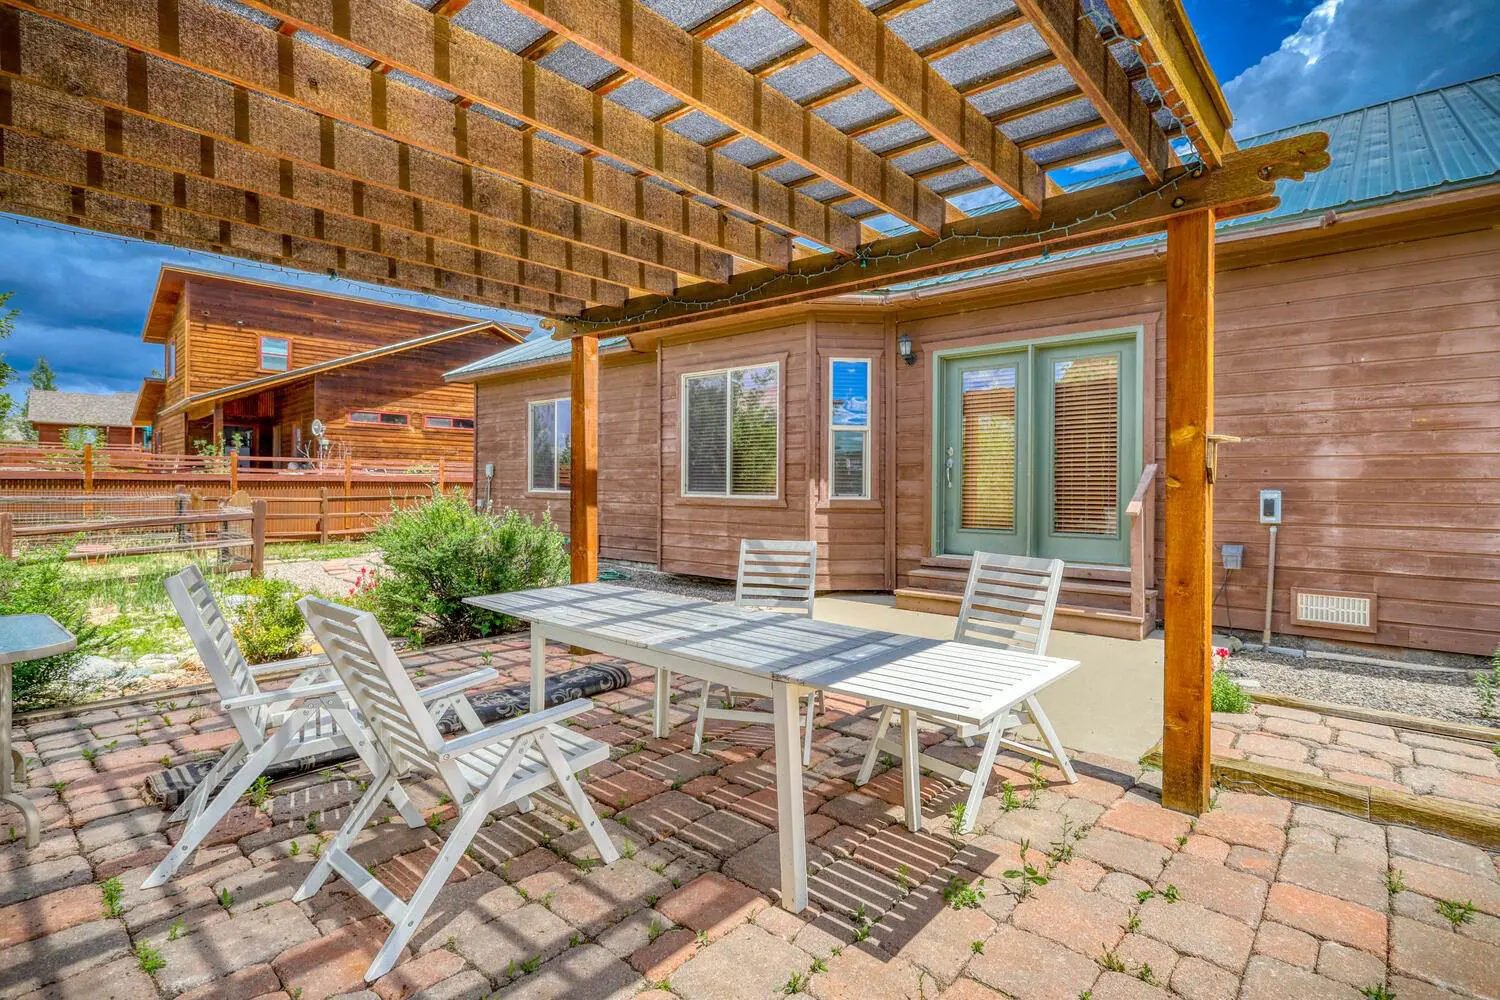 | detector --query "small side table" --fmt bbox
[0,615,76,848]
